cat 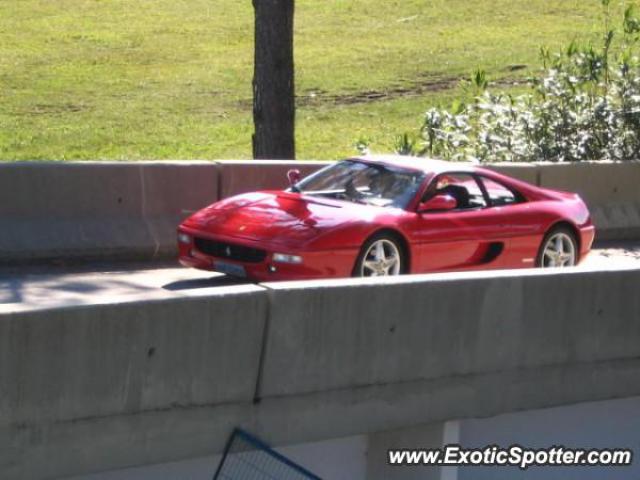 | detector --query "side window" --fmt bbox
[479,177,522,206]
[424,173,487,210]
